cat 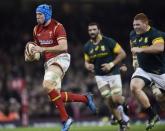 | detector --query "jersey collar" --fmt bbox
[90,34,103,45]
